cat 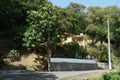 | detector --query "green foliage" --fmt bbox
[96,25,107,44]
[23,4,59,50]
[0,0,29,48]
[86,6,120,64]
[0,0,50,49]
[65,2,88,34]
[98,45,108,62]
[85,24,97,45]
[1,0,120,63]
[85,24,107,45]
[8,49,19,57]
[85,24,97,36]
[91,70,120,80]
[87,5,120,46]
[63,42,80,57]
[87,6,103,24]
[102,71,120,80]
[112,54,120,69]
[66,2,85,13]
[62,42,87,58]
[111,27,120,44]
[87,45,108,62]
[102,73,111,80]
[87,46,101,59]
[111,74,120,80]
